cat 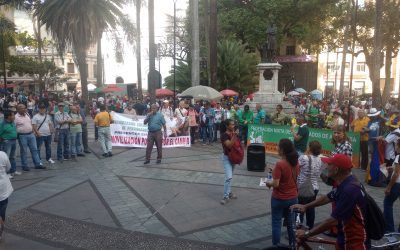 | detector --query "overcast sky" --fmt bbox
[103,0,188,89]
